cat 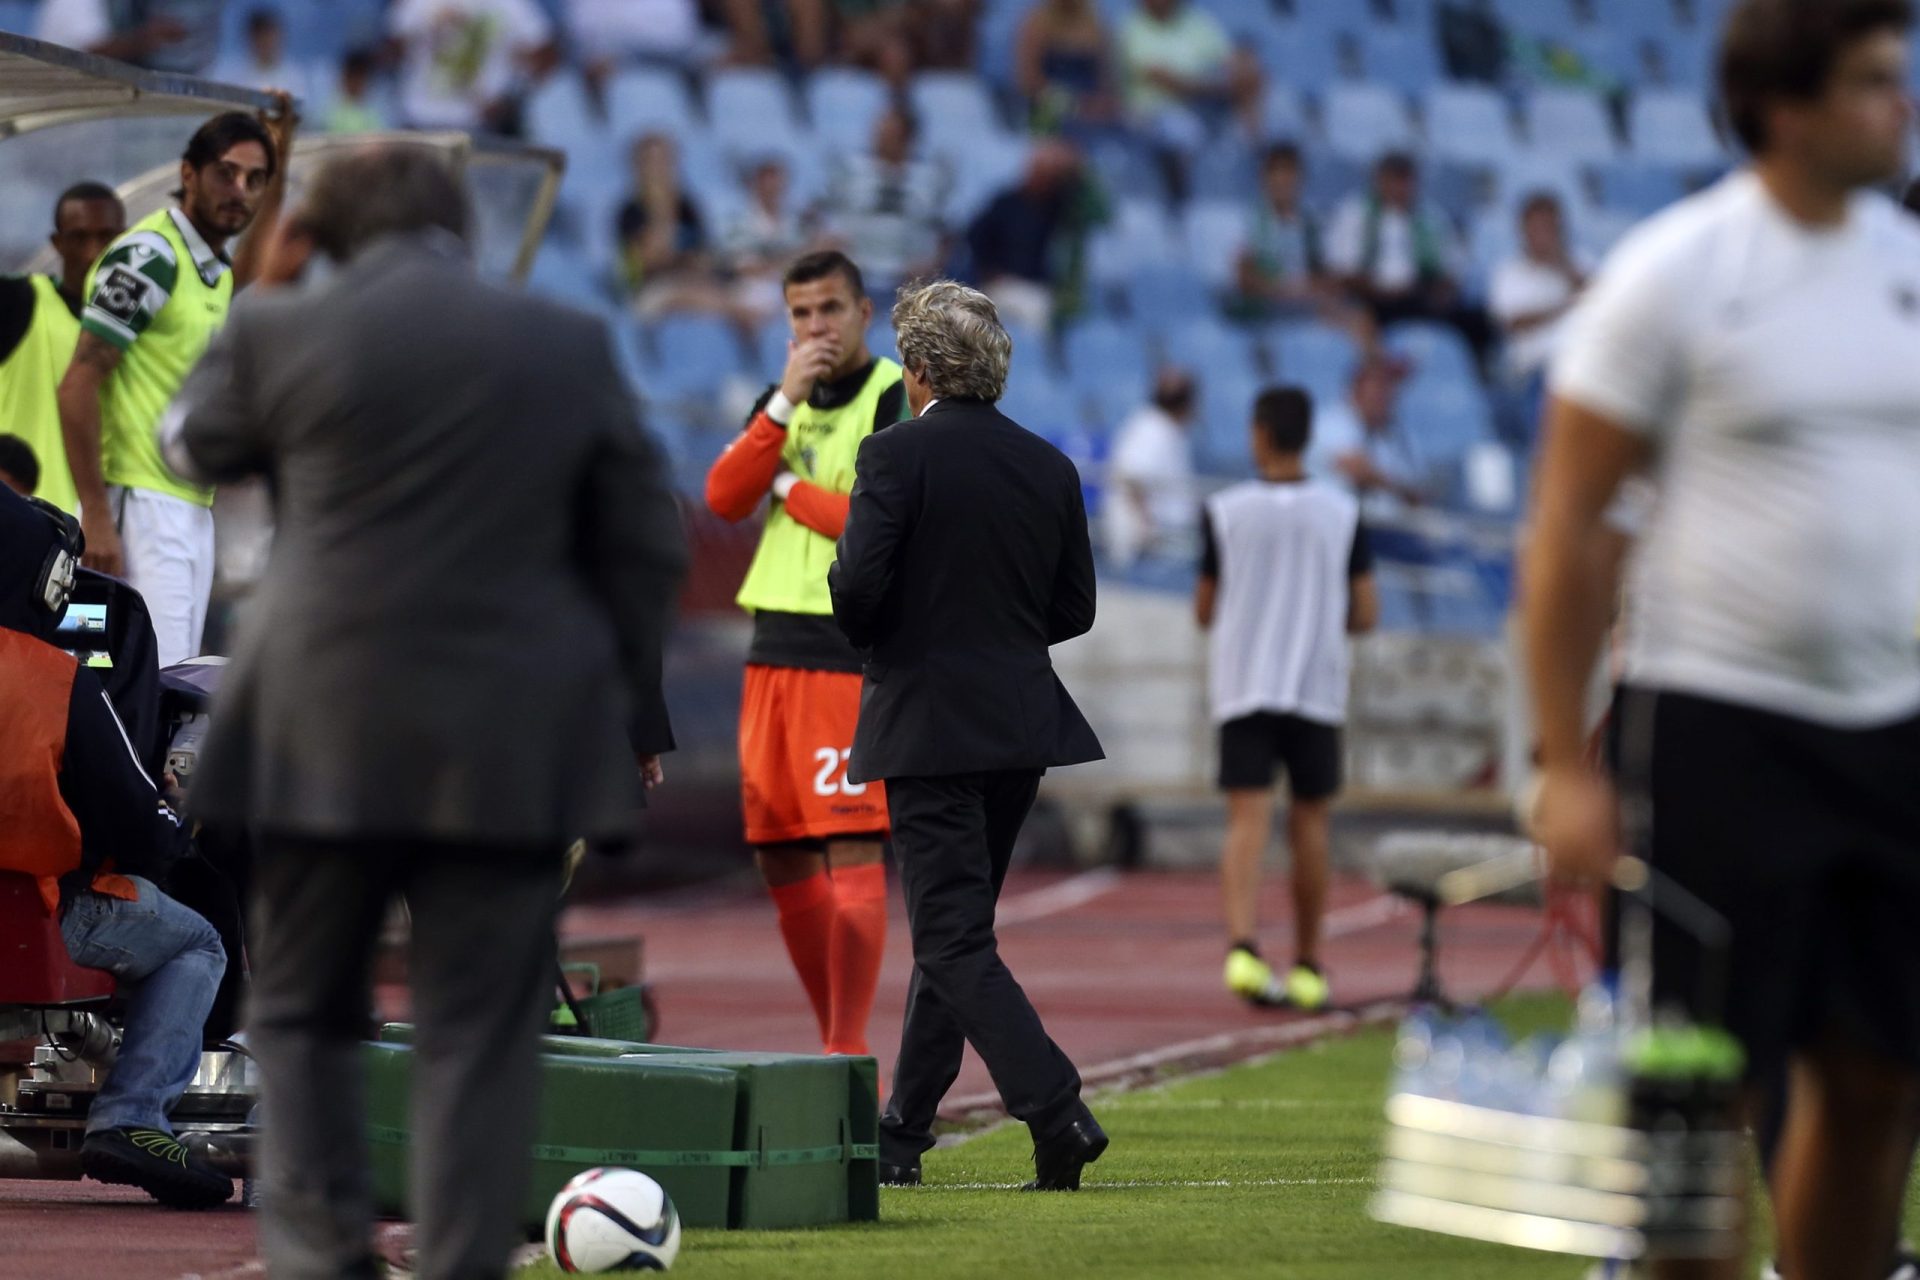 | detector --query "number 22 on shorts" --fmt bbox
[812,747,867,797]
